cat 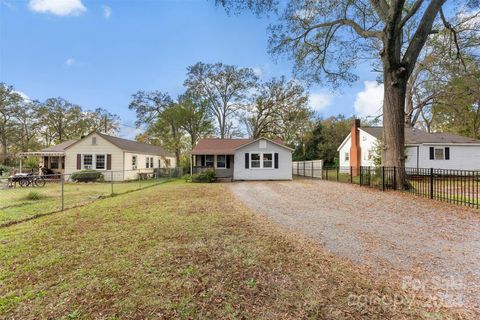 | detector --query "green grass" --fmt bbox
[0,178,169,226]
[0,181,466,319]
